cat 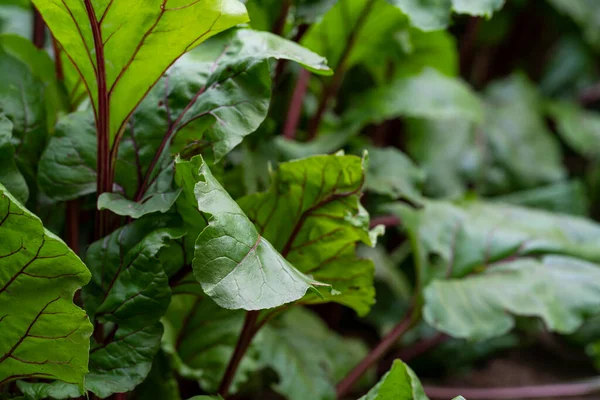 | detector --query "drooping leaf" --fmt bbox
[257,307,369,400]
[389,199,600,340]
[97,190,181,219]
[78,217,185,398]
[360,359,465,400]
[0,115,28,203]
[175,155,322,311]
[32,0,249,143]
[365,147,425,203]
[0,183,92,388]
[239,153,377,316]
